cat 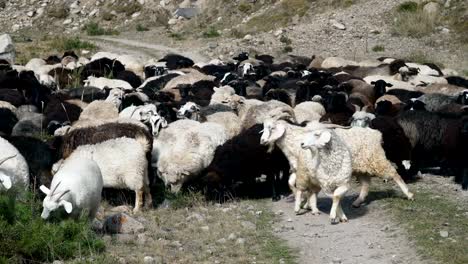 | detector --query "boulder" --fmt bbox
[0,34,15,64]
[423,2,440,19]
[174,8,198,19]
[103,213,145,234]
